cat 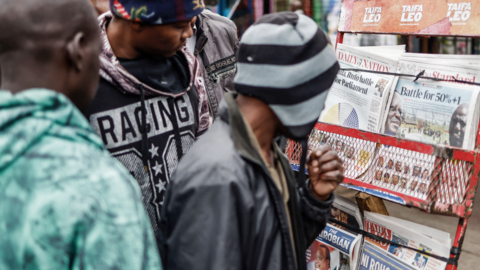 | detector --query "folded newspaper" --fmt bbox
[307,196,363,270]
[319,44,399,133]
[383,55,480,150]
[382,78,480,150]
[363,212,451,270]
